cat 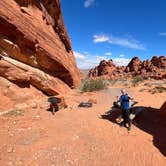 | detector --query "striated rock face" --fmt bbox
[0,0,80,95]
[89,56,166,79]
[0,56,71,96]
